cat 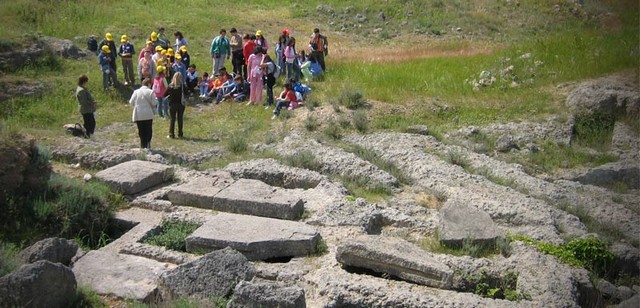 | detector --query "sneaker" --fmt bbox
[264,105,270,110]
[246,102,252,106]
[124,81,129,86]
[271,114,277,120]
[167,135,175,139]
